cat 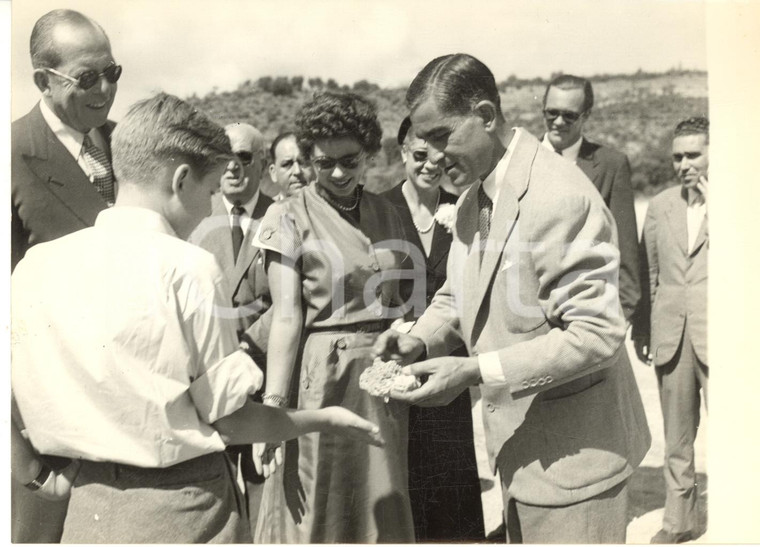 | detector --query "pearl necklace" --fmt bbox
[320,186,360,211]
[402,181,439,234]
